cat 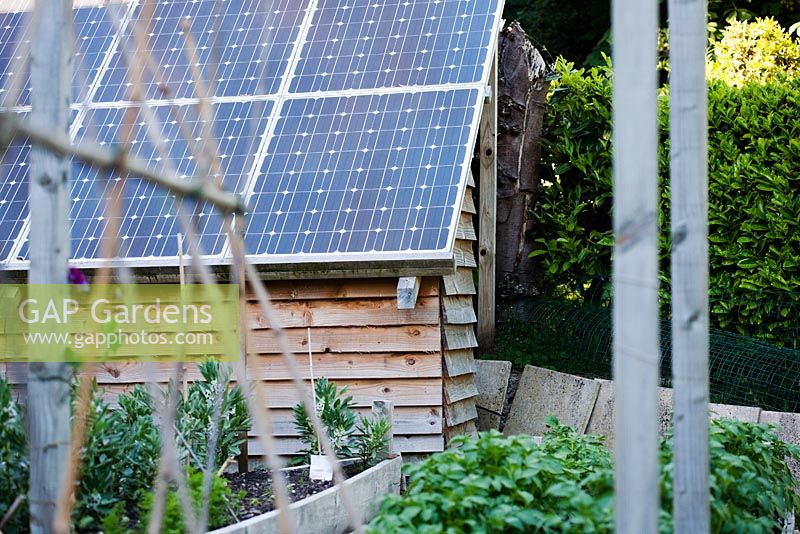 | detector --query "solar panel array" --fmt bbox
[0,0,503,270]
